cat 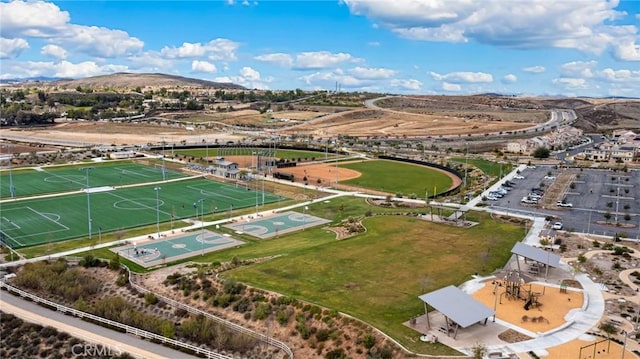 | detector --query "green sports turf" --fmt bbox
[0,178,287,248]
[0,162,188,199]
[339,159,454,196]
